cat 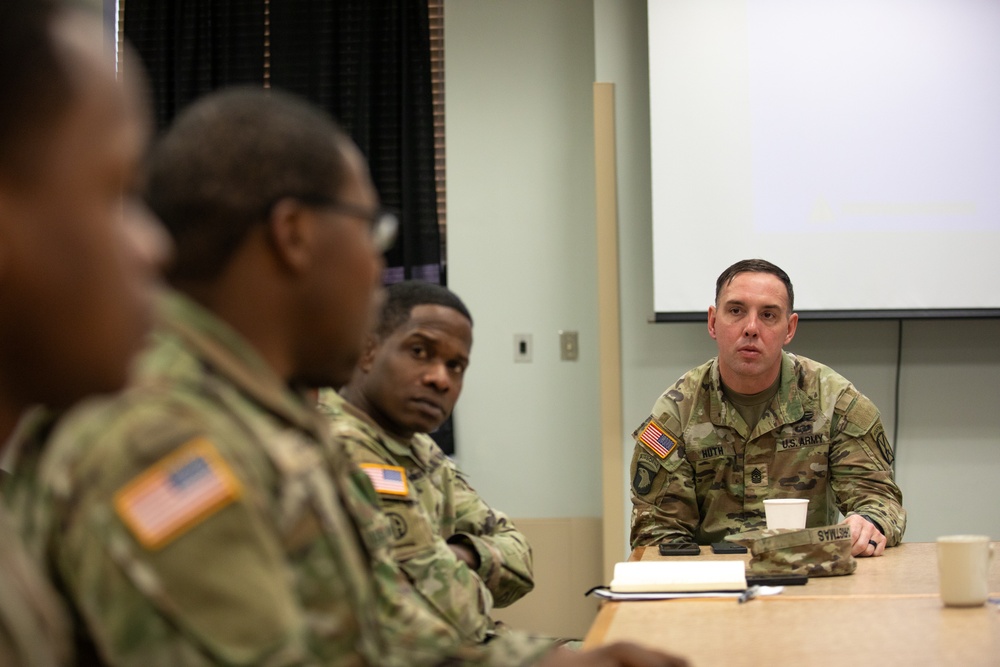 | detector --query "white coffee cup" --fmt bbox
[763,498,809,530]
[936,534,993,607]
